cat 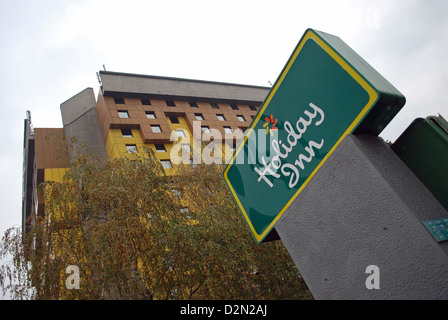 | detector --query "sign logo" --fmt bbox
[254,102,325,190]
[223,28,405,243]
[263,114,278,136]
